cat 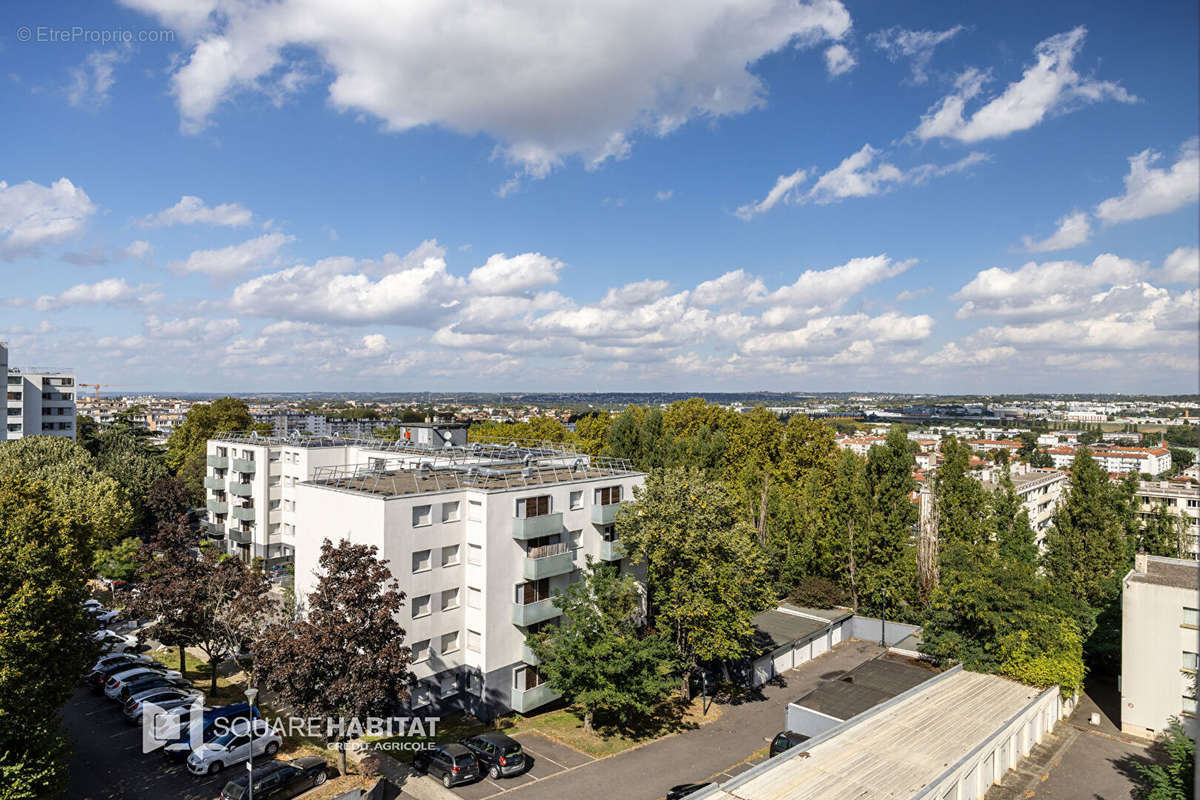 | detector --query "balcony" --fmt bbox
[522,546,574,581]
[204,476,225,491]
[232,458,256,474]
[228,529,252,545]
[511,512,564,541]
[512,598,561,627]
[229,482,253,498]
[207,455,228,468]
[599,539,623,561]
[591,502,624,525]
[521,643,540,666]
[510,683,560,714]
[201,521,224,539]
[232,506,256,522]
[207,499,228,515]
